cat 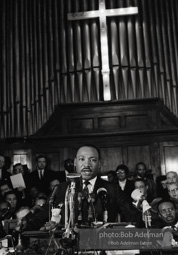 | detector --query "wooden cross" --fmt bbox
[68,0,138,101]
